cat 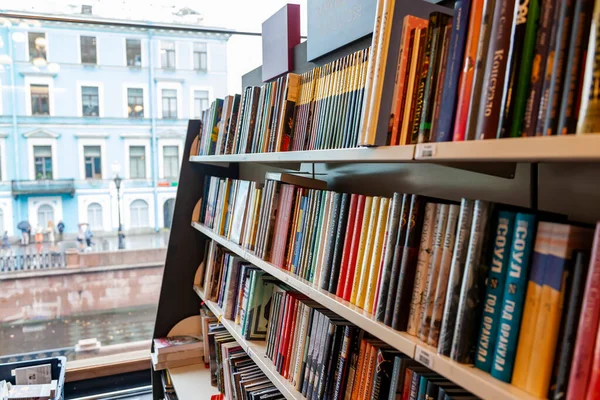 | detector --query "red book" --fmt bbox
[271,184,293,266]
[342,195,367,301]
[283,298,300,378]
[567,223,600,399]
[402,367,413,400]
[335,194,359,298]
[452,0,485,141]
[277,295,296,373]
